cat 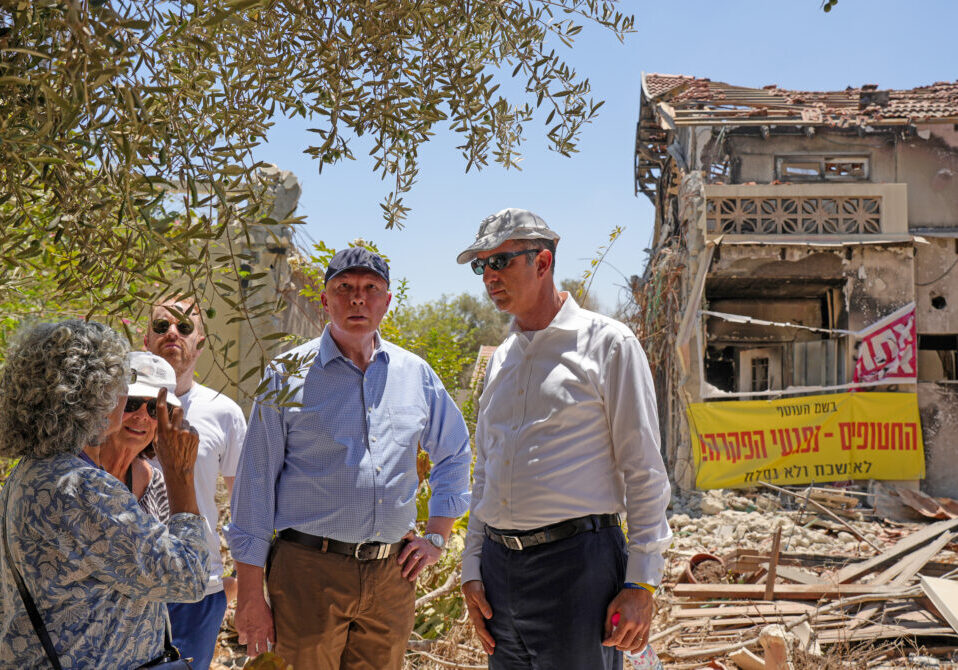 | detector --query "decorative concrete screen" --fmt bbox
[702,183,908,238]
[707,195,882,235]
